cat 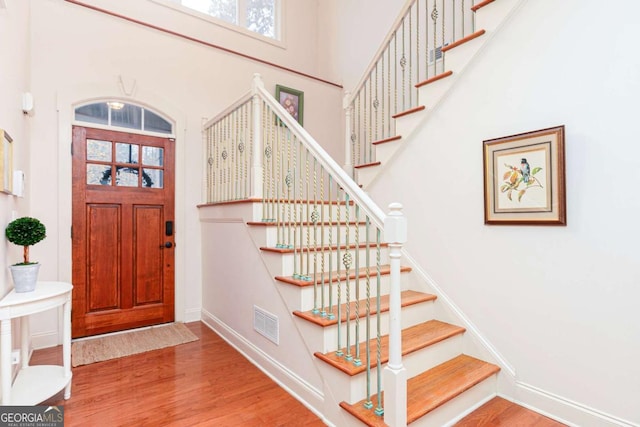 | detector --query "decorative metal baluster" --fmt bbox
[222,116,229,202]
[344,193,353,361]
[394,32,398,115]
[356,94,361,165]
[286,131,293,248]
[335,187,343,357]
[233,109,239,200]
[261,102,268,220]
[296,139,304,279]
[432,1,438,77]
[304,151,312,281]
[442,0,446,71]
[364,216,373,409]
[400,18,407,112]
[408,8,413,108]
[327,175,335,320]
[312,159,320,314]
[367,76,372,162]
[374,65,379,145]
[292,136,300,279]
[416,2,420,103]
[374,228,384,416]
[275,115,284,247]
[353,204,362,367]
[320,167,326,317]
